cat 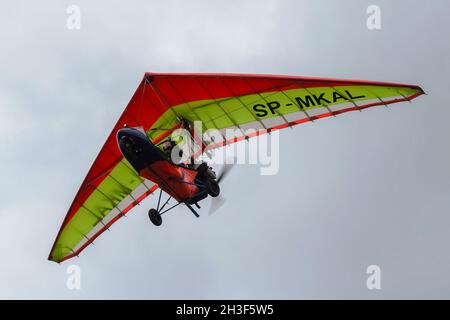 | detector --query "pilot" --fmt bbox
[162,138,176,157]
